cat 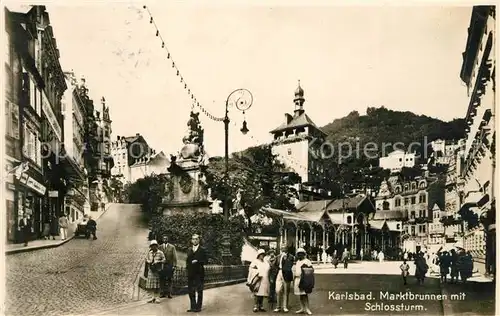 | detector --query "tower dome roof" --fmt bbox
[294,80,304,97]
